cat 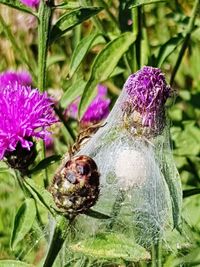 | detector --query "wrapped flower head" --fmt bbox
[65,84,110,127]
[123,66,171,136]
[0,83,57,160]
[20,0,40,8]
[64,66,181,249]
[0,70,32,87]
